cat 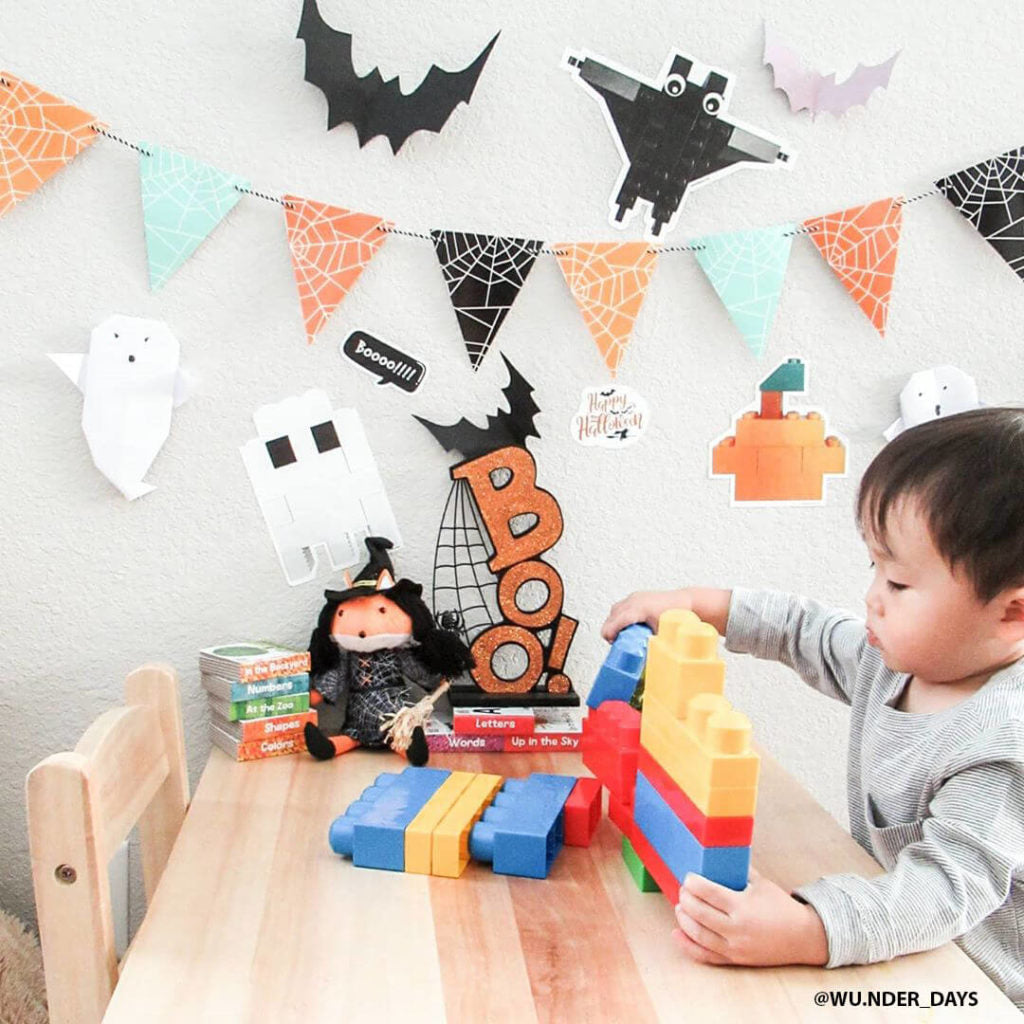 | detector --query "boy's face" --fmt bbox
[862,500,1012,683]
